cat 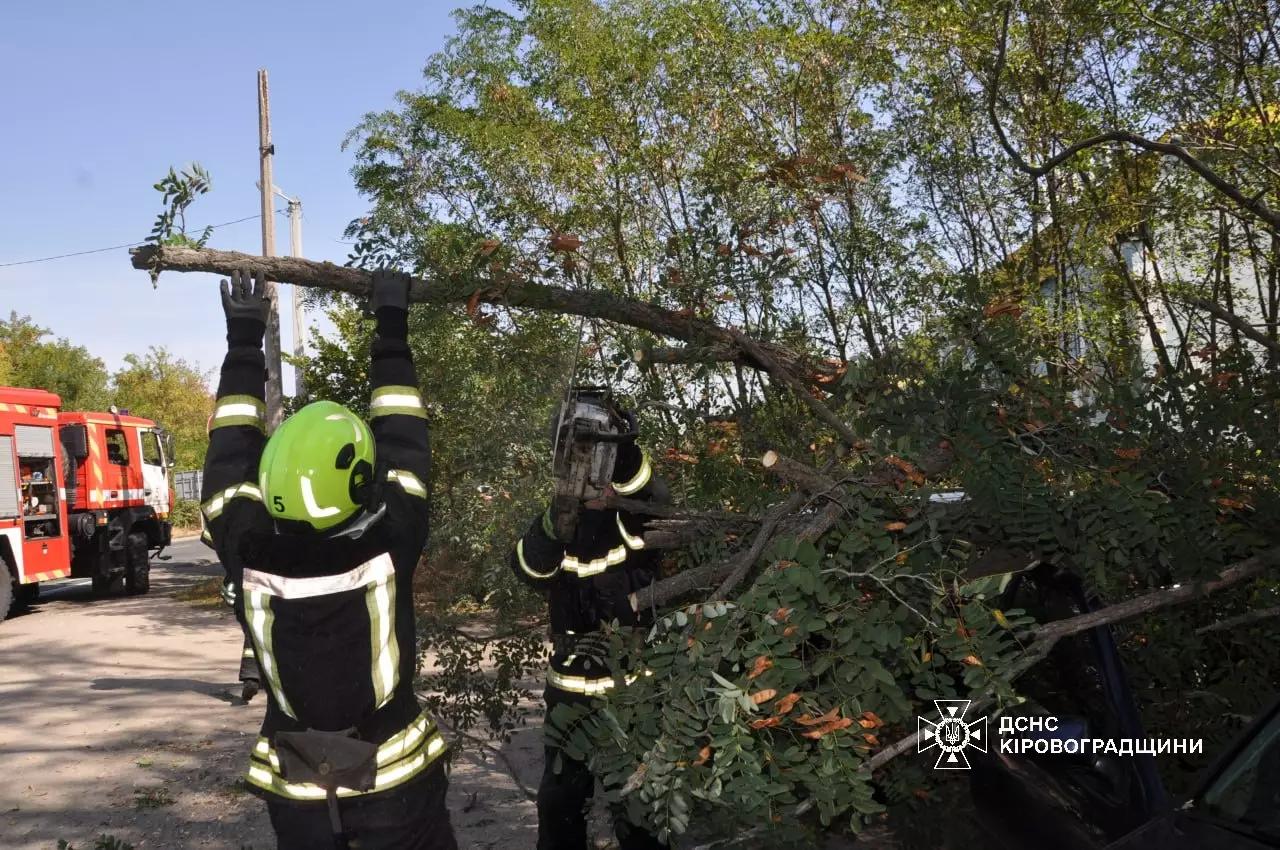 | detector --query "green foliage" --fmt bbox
[335,0,1280,841]
[148,164,213,249]
[169,499,201,530]
[146,163,214,286]
[302,295,573,735]
[111,347,213,470]
[0,312,110,410]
